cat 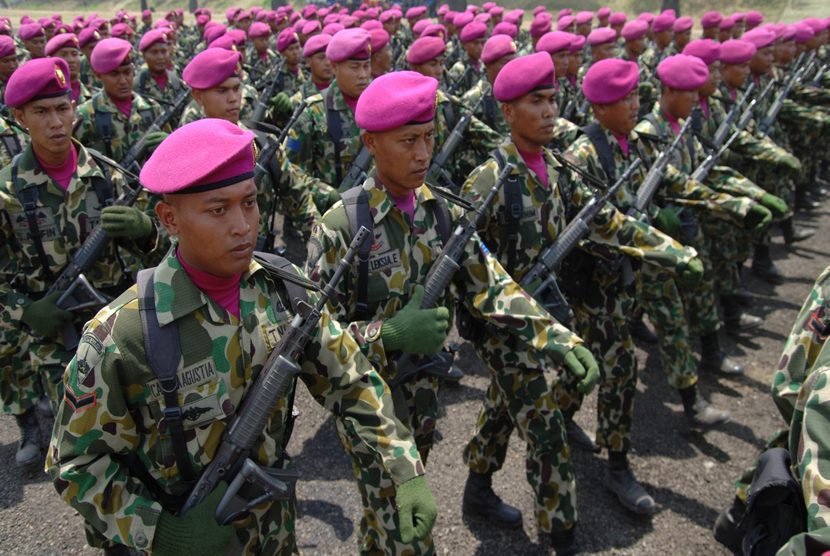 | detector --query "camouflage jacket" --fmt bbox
[74,91,164,164]
[289,80,328,105]
[447,57,484,96]
[46,251,423,553]
[180,83,259,126]
[306,176,583,378]
[79,57,102,92]
[273,63,305,97]
[245,48,278,87]
[461,77,509,137]
[133,68,188,114]
[0,117,28,167]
